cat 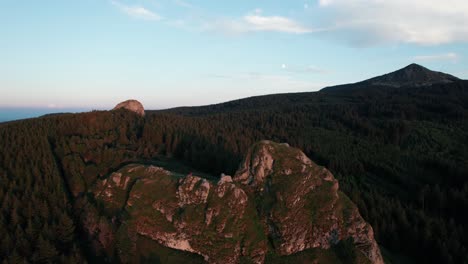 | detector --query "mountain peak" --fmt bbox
[405,63,427,69]
[397,63,436,77]
[363,63,460,87]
